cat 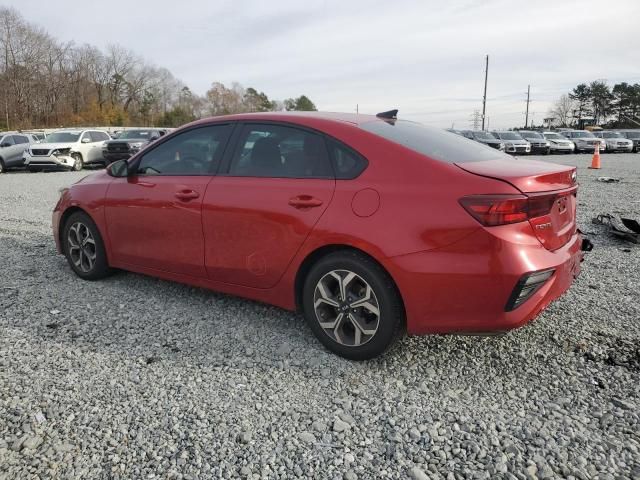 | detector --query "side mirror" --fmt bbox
[81,137,91,143]
[107,159,129,178]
